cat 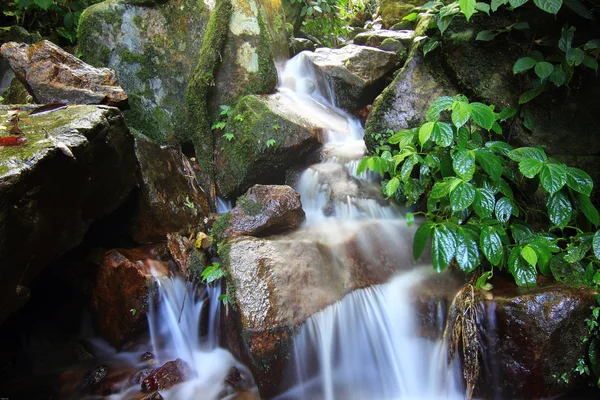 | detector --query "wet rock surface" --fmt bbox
[141,358,191,392]
[302,44,400,112]
[353,29,414,47]
[91,247,170,347]
[223,185,305,238]
[130,134,211,243]
[1,40,127,107]
[0,105,137,324]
